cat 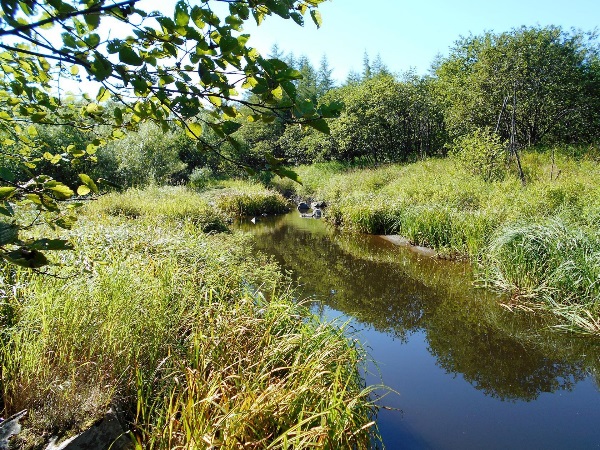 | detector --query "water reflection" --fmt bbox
[237,212,600,447]
[238,213,599,401]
